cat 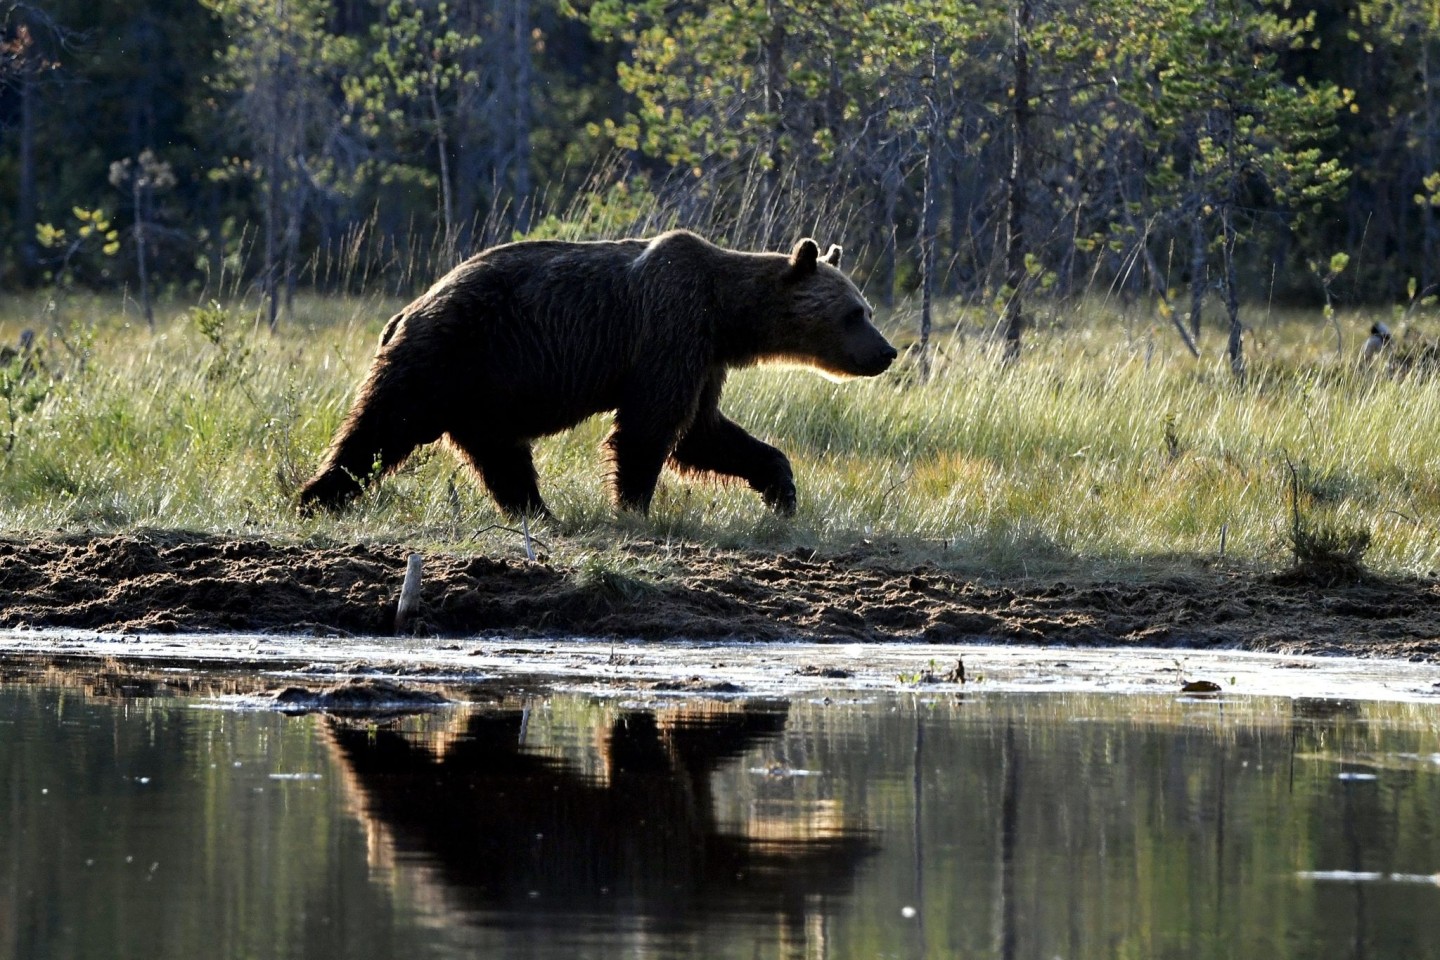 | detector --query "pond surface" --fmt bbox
[4,673,1440,959]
